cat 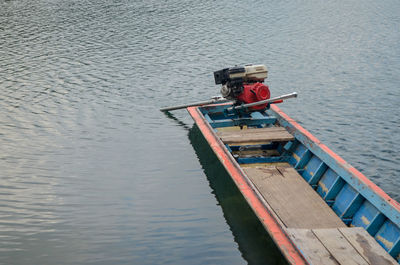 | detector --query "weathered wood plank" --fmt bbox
[313,228,369,265]
[243,166,345,228]
[240,162,291,168]
[288,228,396,265]
[339,227,397,265]
[217,126,294,144]
[287,228,339,265]
[232,149,280,158]
[215,125,248,132]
